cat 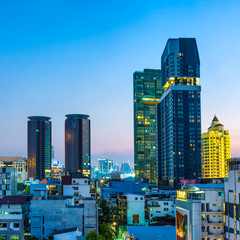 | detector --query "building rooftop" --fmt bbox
[0,156,25,162]
[71,174,89,179]
[127,226,176,240]
[193,184,224,189]
[0,196,29,204]
[65,114,89,119]
[28,116,51,121]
